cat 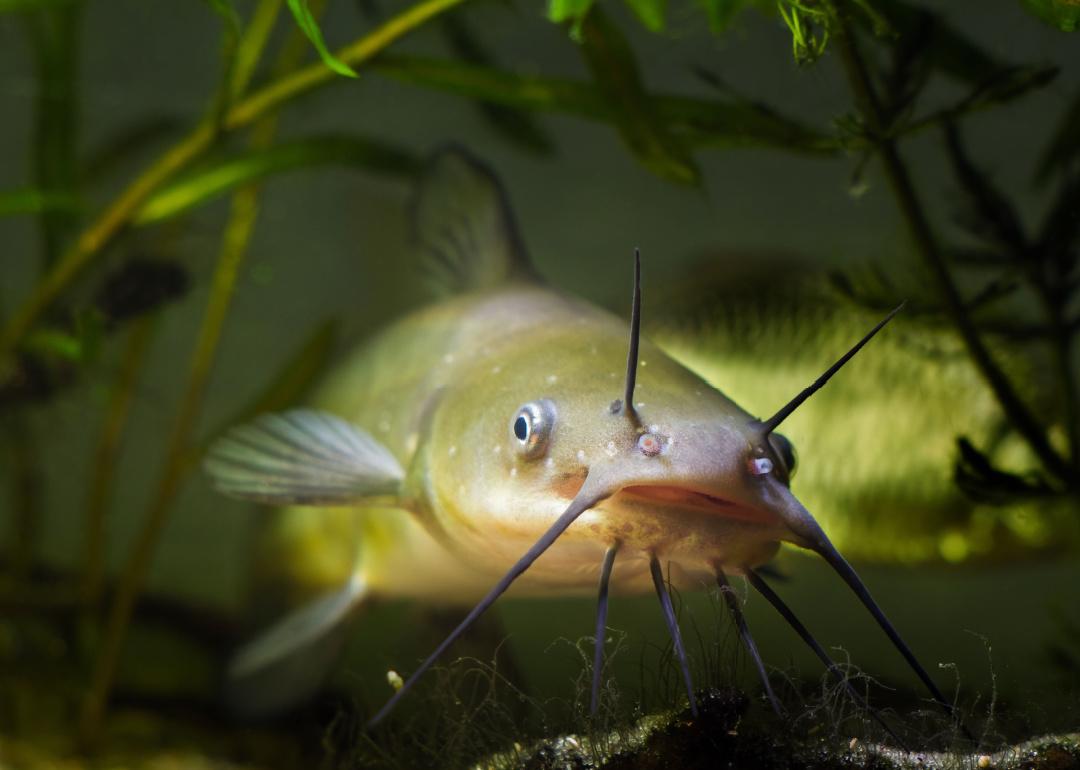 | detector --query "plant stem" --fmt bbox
[77,184,255,748]
[25,2,81,269]
[0,0,469,365]
[229,0,285,100]
[76,6,327,743]
[831,10,1073,485]
[225,0,465,128]
[82,318,155,607]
